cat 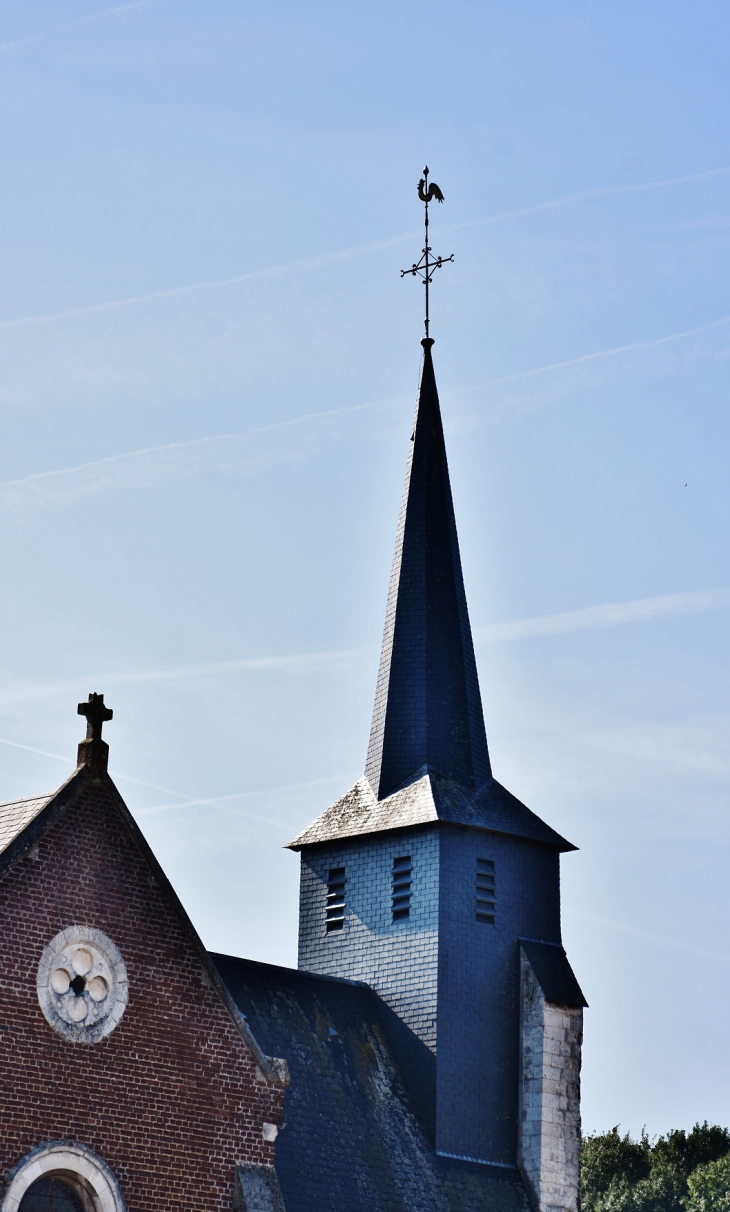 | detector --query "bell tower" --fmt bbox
[287,175,585,1210]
